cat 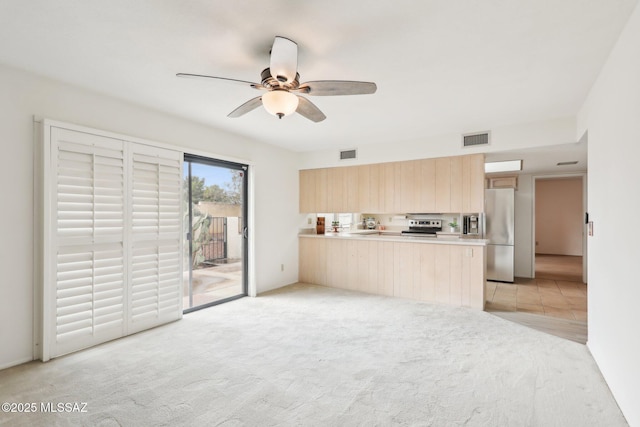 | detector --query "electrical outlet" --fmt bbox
[307,218,312,224]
